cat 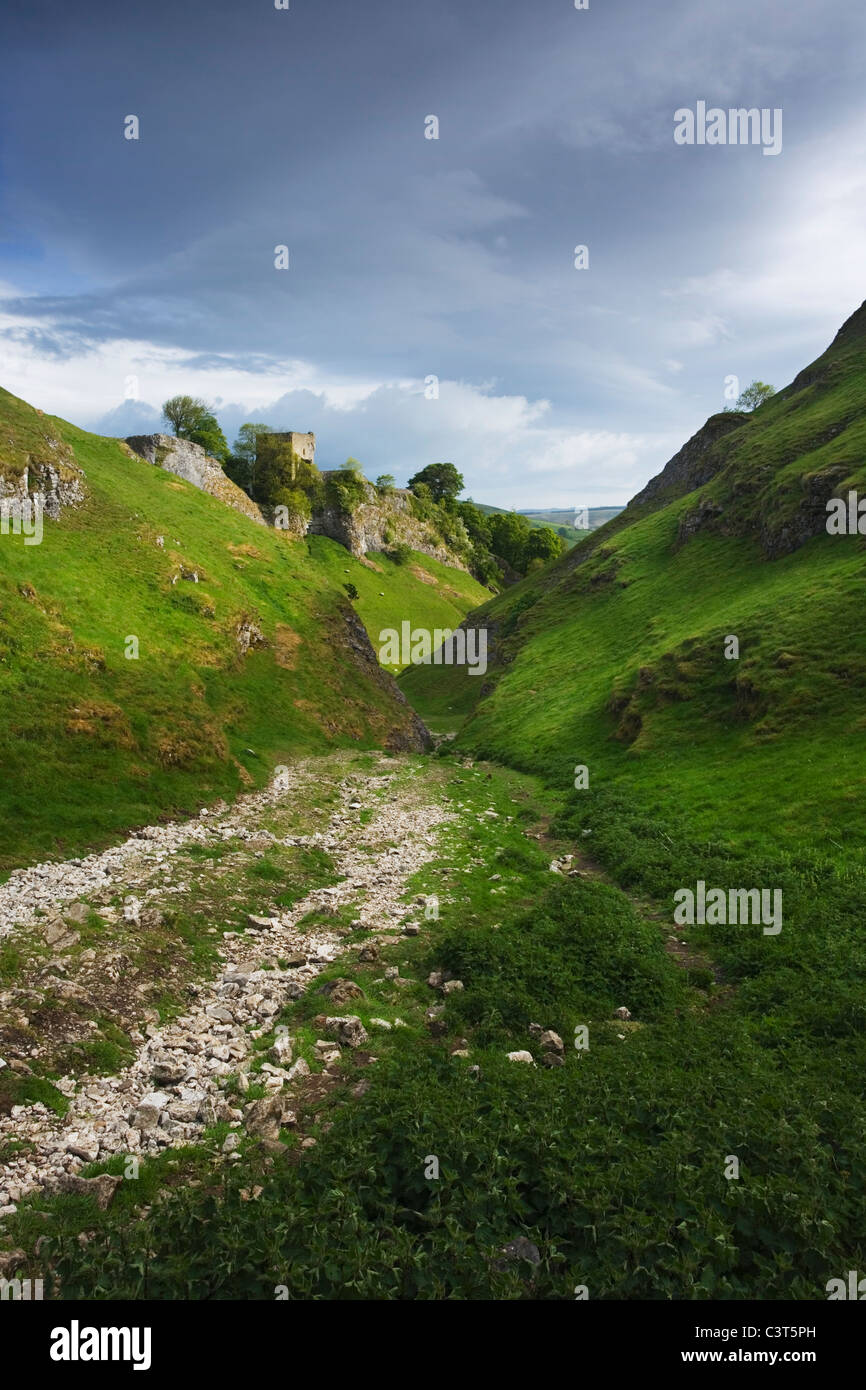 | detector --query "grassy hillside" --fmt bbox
[406,300,866,860]
[5,306,866,1302]
[380,302,866,1298]
[305,535,489,675]
[0,387,487,871]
